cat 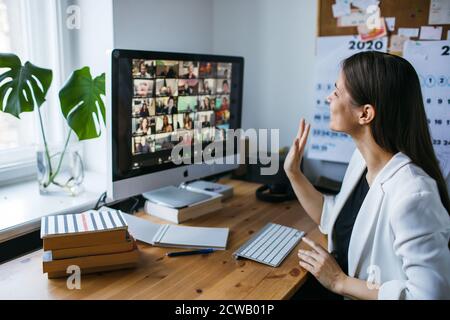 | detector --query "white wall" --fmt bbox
[212,0,317,147]
[112,0,214,53]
